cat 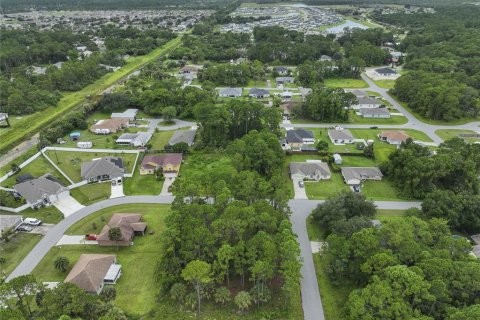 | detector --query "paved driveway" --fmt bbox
[53,196,85,217]
[56,235,97,246]
[30,223,55,235]
[110,183,125,198]
[160,177,176,196]
[292,178,308,199]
